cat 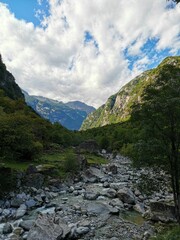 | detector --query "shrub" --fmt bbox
[63,152,79,173]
